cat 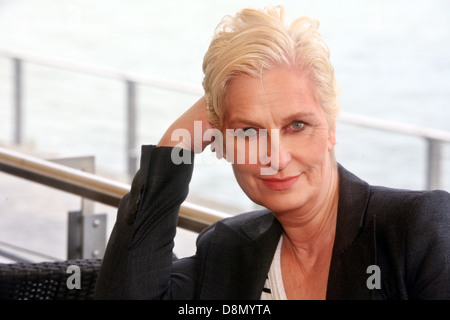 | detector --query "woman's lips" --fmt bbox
[261,174,301,191]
